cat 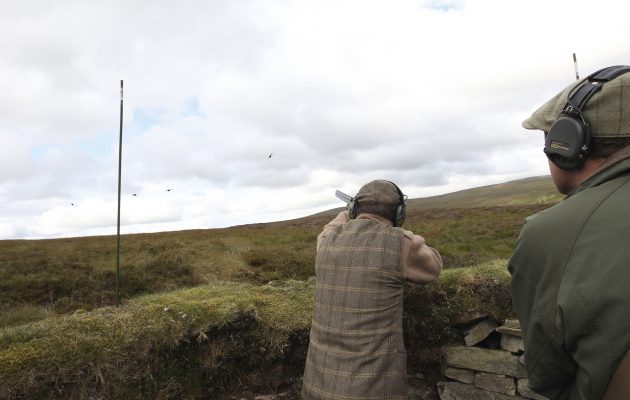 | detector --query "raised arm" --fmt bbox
[402,232,442,284]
